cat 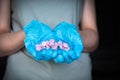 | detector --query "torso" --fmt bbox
[4,0,92,80]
